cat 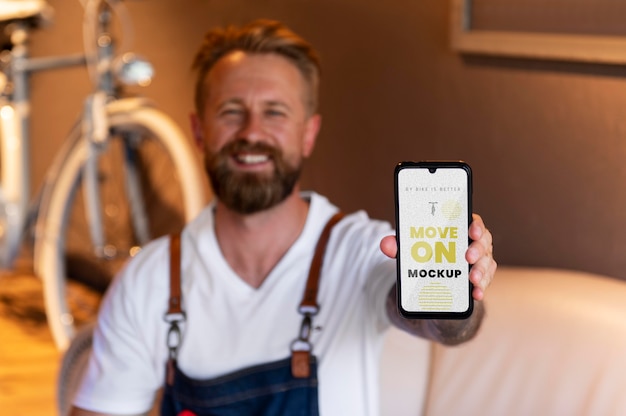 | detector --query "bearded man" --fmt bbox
[69,19,496,416]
